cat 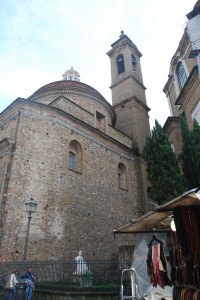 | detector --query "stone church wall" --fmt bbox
[0,104,139,262]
